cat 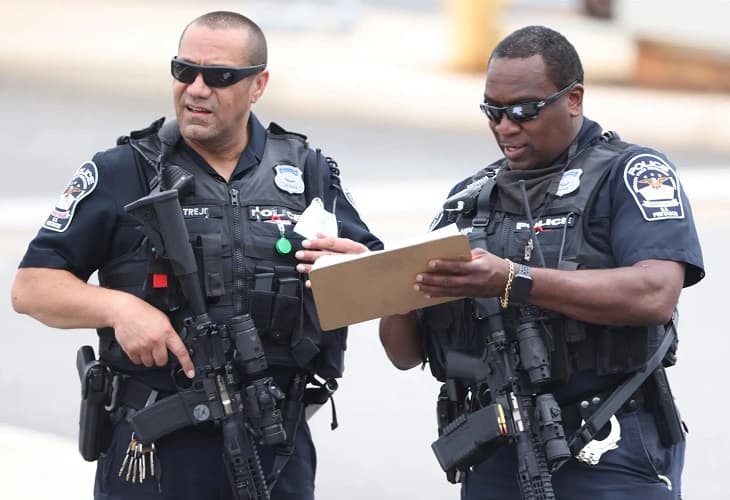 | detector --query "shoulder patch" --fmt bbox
[622,153,684,221]
[44,161,98,232]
